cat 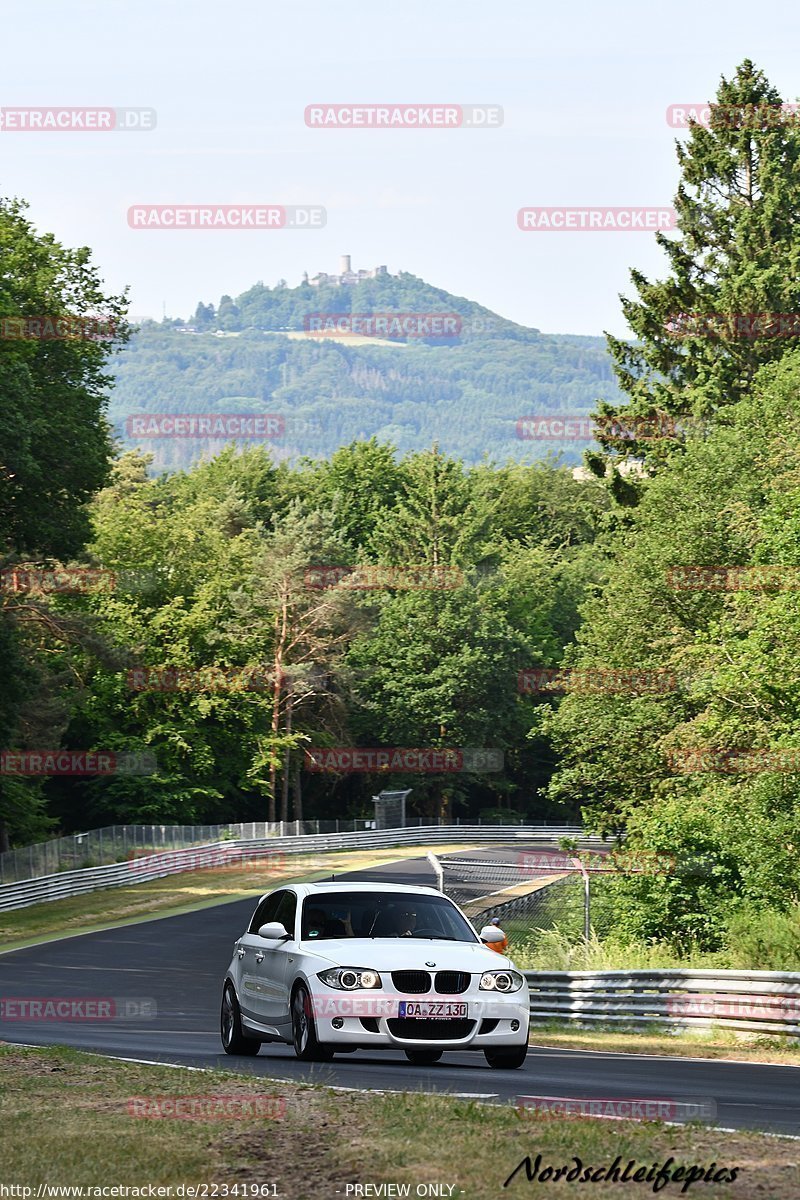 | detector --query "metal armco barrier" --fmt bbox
[0,826,602,912]
[524,969,800,1038]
